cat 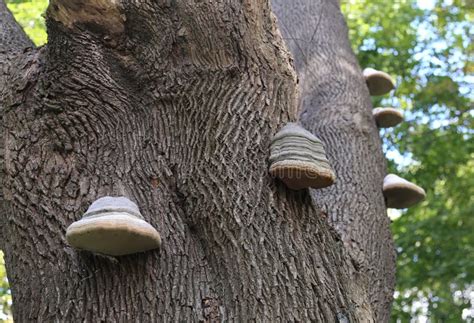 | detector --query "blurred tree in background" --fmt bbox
[0,0,472,321]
